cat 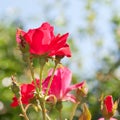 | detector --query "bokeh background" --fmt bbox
[0,0,120,119]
